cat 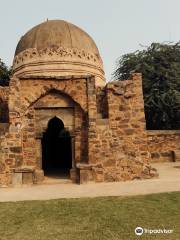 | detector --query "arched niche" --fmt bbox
[21,89,87,183]
[34,90,77,136]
